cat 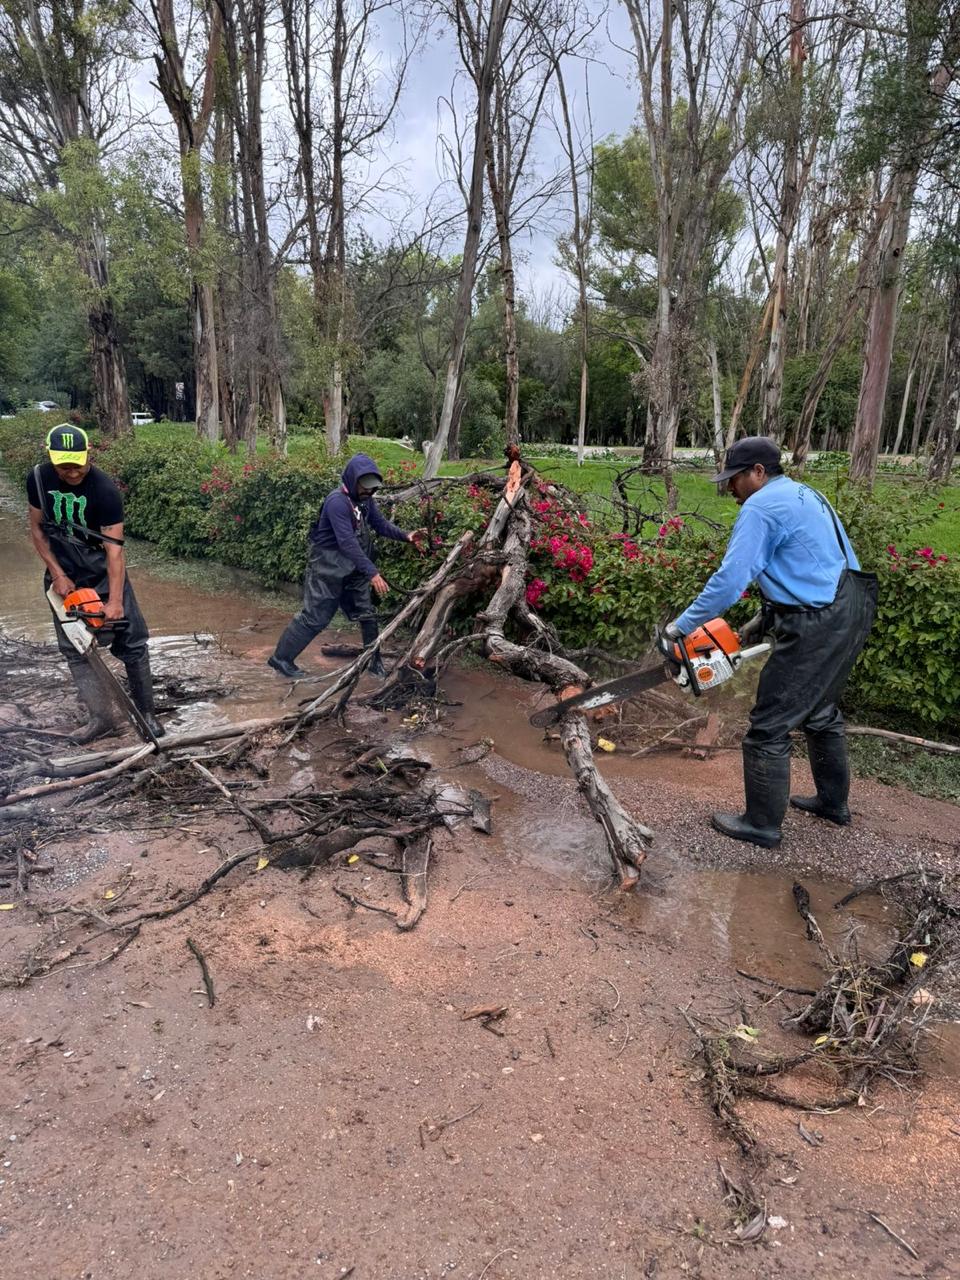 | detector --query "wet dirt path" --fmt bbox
[0,478,959,1278]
